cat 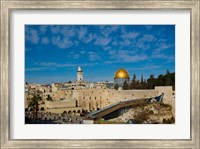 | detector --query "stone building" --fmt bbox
[114,68,130,87]
[51,83,62,92]
[25,66,175,116]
